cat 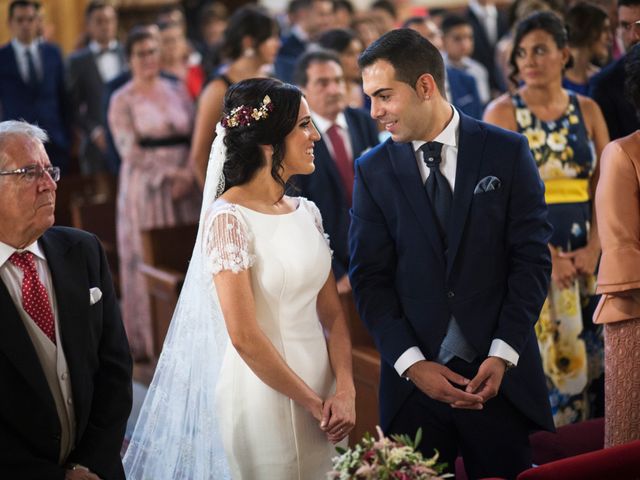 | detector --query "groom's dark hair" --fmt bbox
[358,28,446,94]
